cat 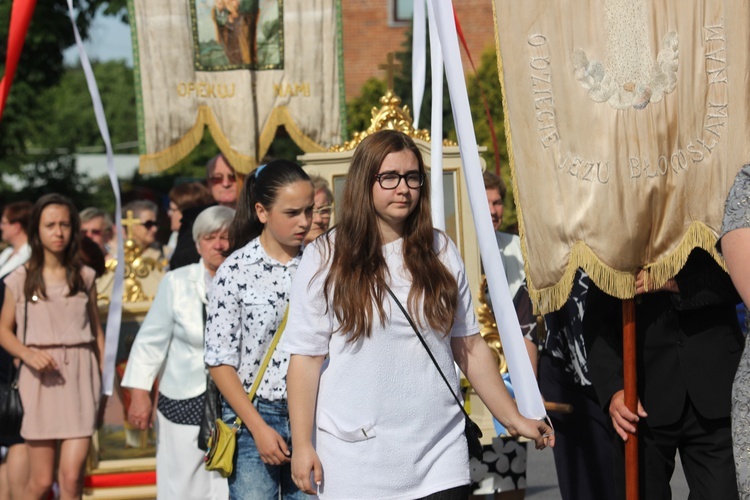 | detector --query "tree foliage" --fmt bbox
[466,46,516,231]
[0,1,126,171]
